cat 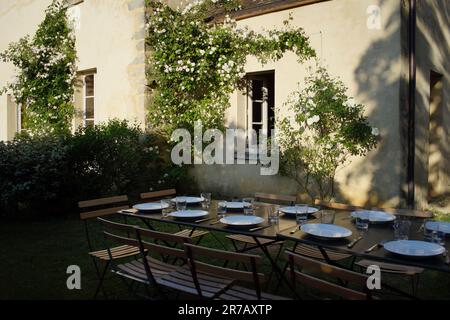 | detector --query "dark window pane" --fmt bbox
[85,75,94,96]
[252,102,262,122]
[251,80,263,100]
[85,119,94,128]
[85,97,94,118]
